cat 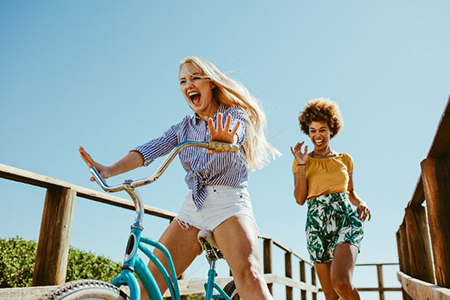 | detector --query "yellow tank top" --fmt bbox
[292,153,353,200]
